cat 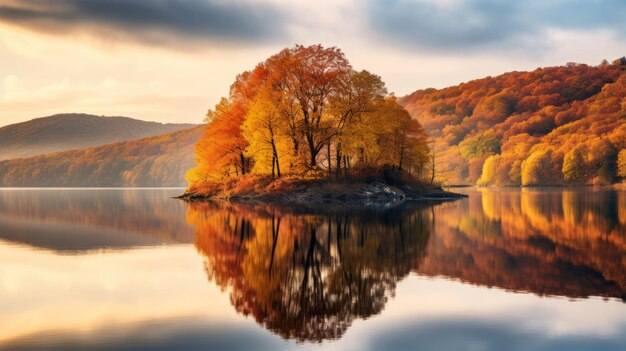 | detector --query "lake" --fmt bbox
[0,187,624,350]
